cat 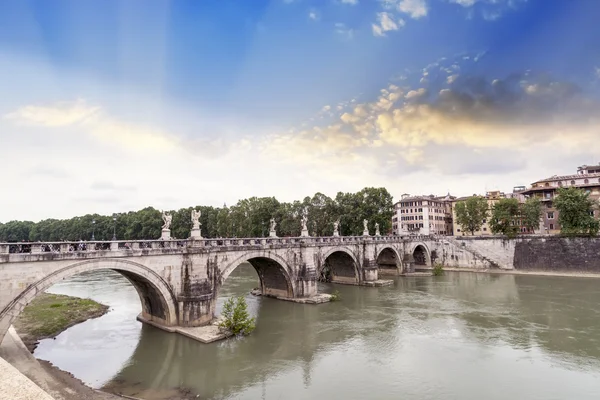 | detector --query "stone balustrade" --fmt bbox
[0,234,410,258]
